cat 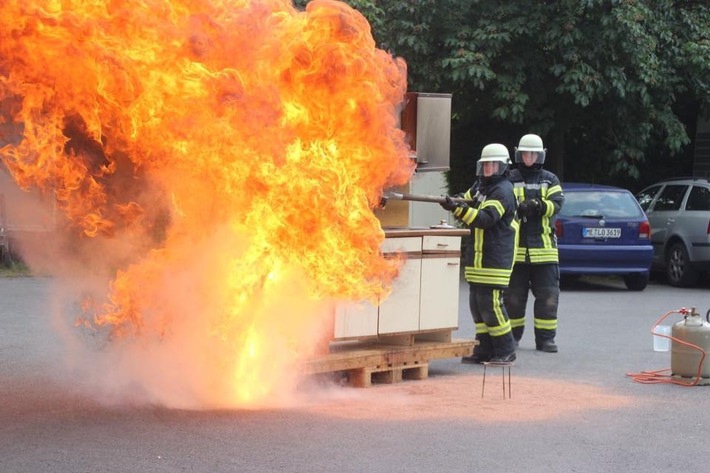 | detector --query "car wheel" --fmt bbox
[623,272,649,291]
[666,242,699,287]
